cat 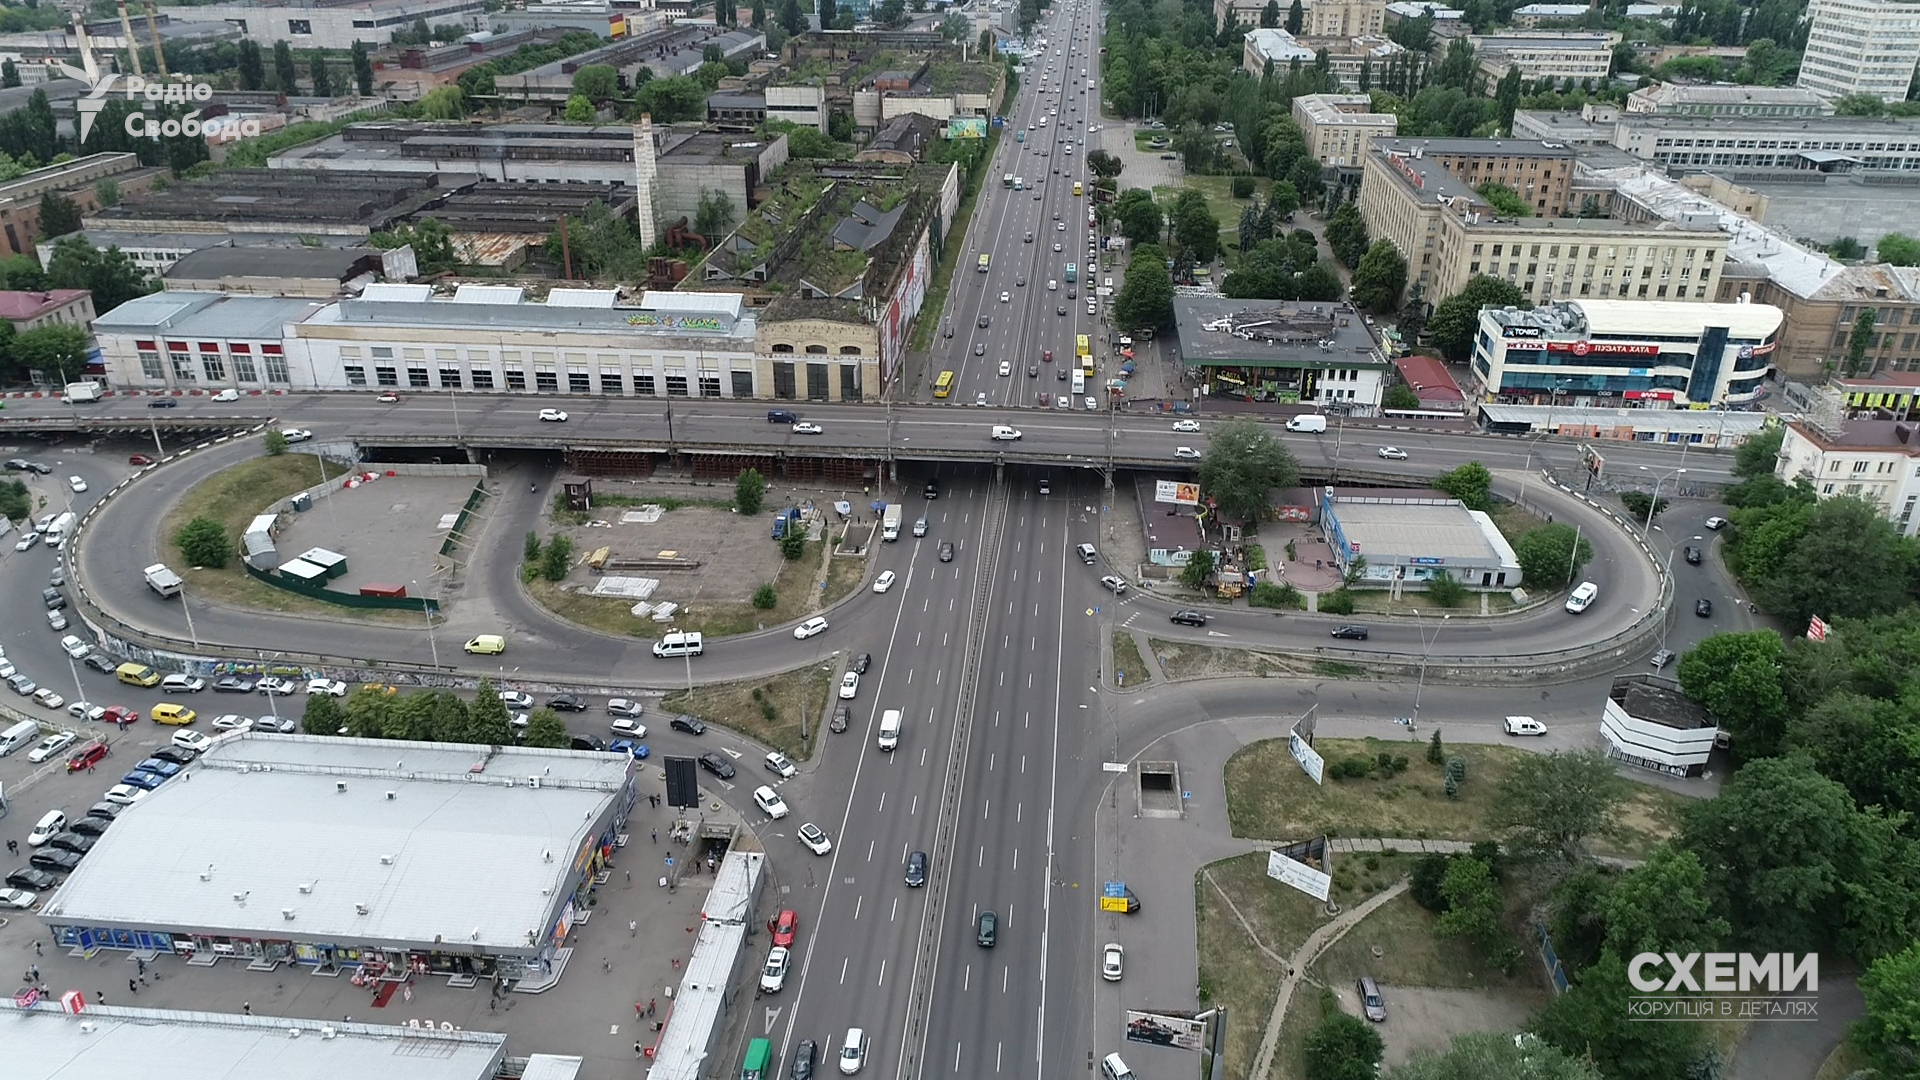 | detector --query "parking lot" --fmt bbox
[270,473,477,602]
